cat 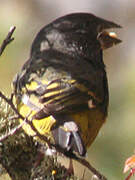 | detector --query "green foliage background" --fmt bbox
[0,0,135,179]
